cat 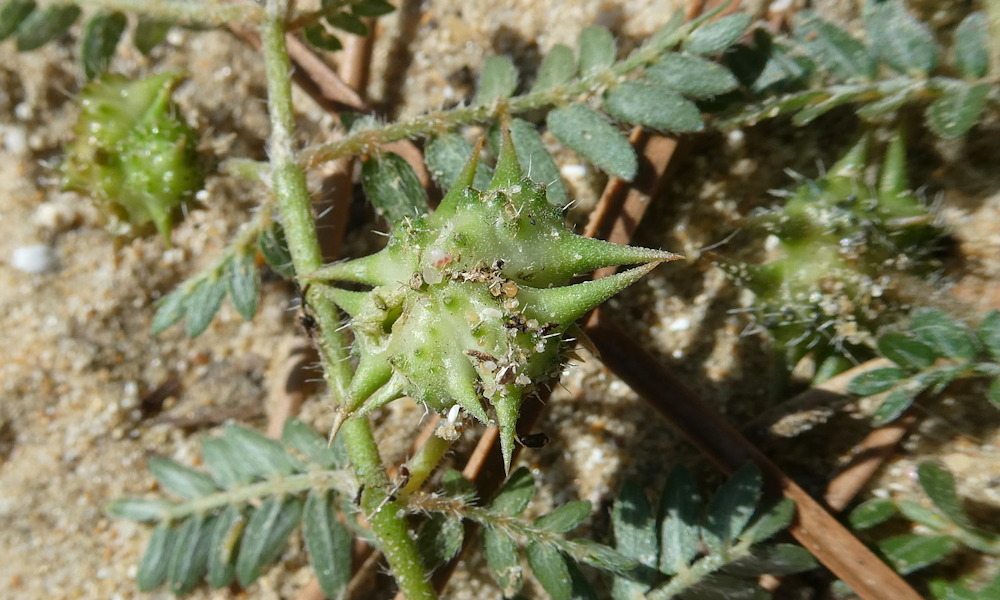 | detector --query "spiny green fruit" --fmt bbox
[722,132,943,378]
[62,71,202,242]
[309,128,678,470]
